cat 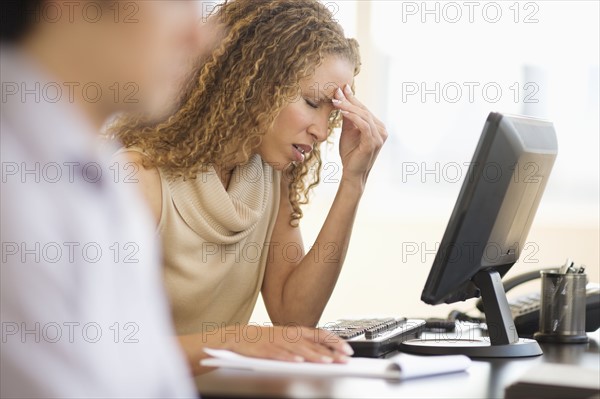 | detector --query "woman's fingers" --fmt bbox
[260,347,305,363]
[263,327,351,362]
[283,341,338,364]
[224,326,353,365]
[342,84,368,111]
[335,85,388,143]
[342,111,373,139]
[342,85,387,137]
[333,89,373,126]
[231,339,304,363]
[311,328,354,358]
[277,328,350,364]
[333,89,382,144]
